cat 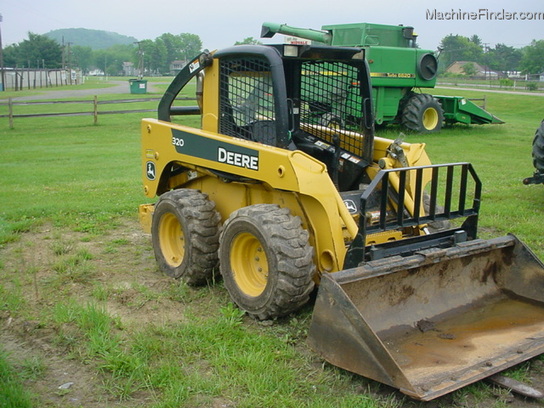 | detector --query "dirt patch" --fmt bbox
[0,329,120,407]
[1,218,544,407]
[0,218,185,406]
